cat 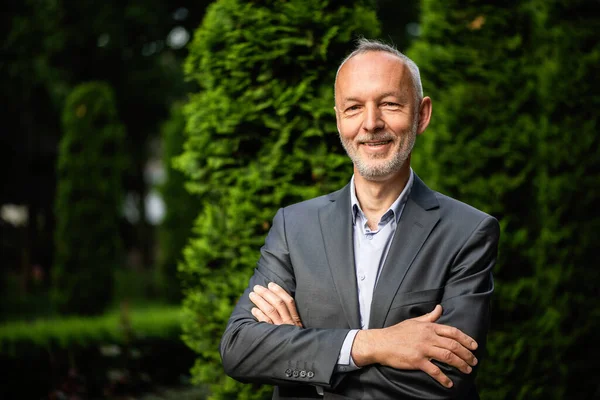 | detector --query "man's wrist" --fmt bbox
[351,329,377,367]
